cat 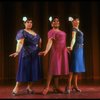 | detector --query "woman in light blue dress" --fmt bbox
[65,16,85,94]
